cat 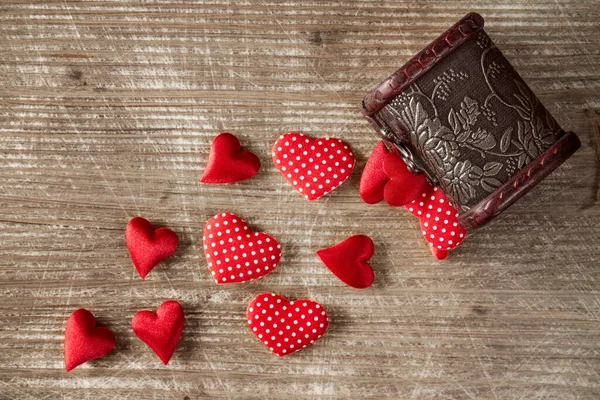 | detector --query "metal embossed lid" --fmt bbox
[361,12,580,230]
